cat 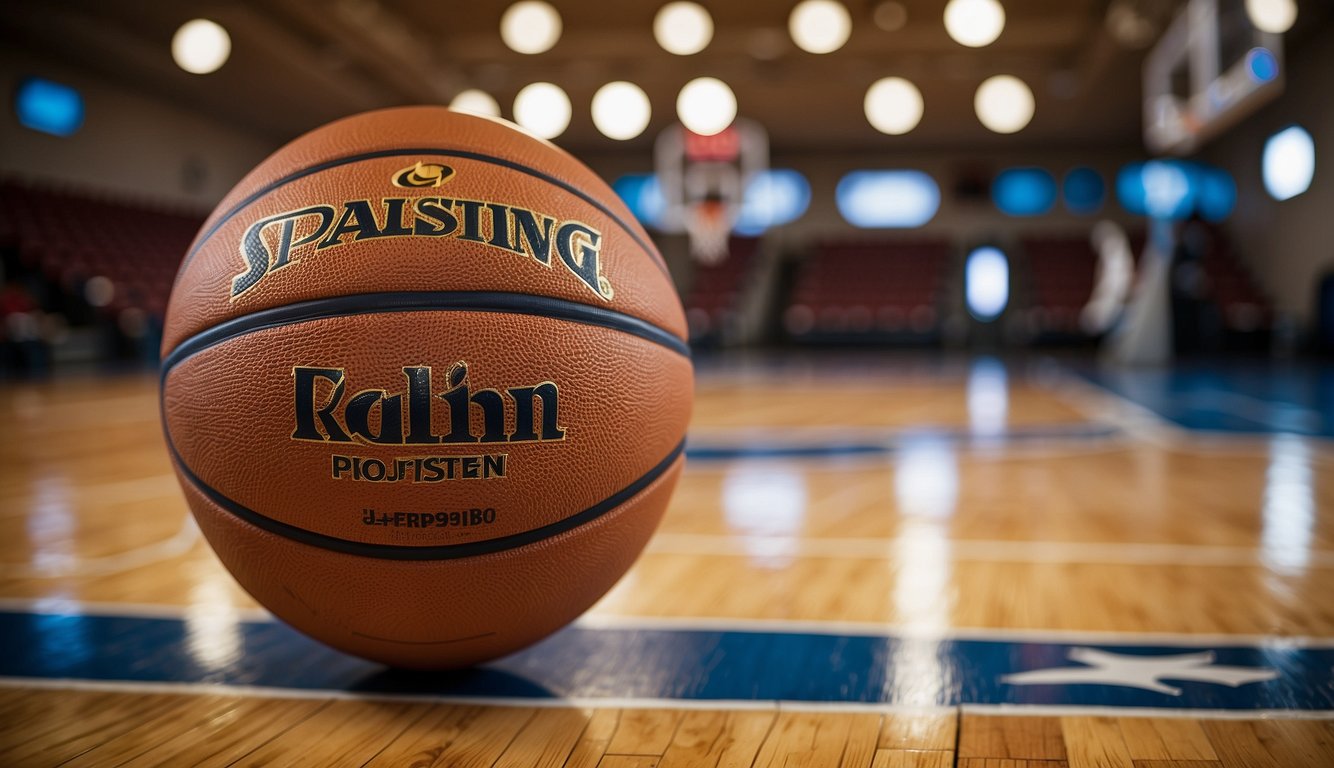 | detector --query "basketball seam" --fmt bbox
[166,437,685,561]
[172,146,670,285]
[159,291,690,372]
